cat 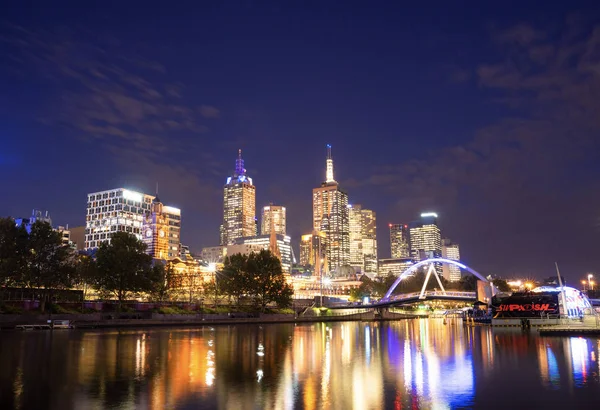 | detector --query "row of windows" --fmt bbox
[88,198,154,208]
[85,225,142,241]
